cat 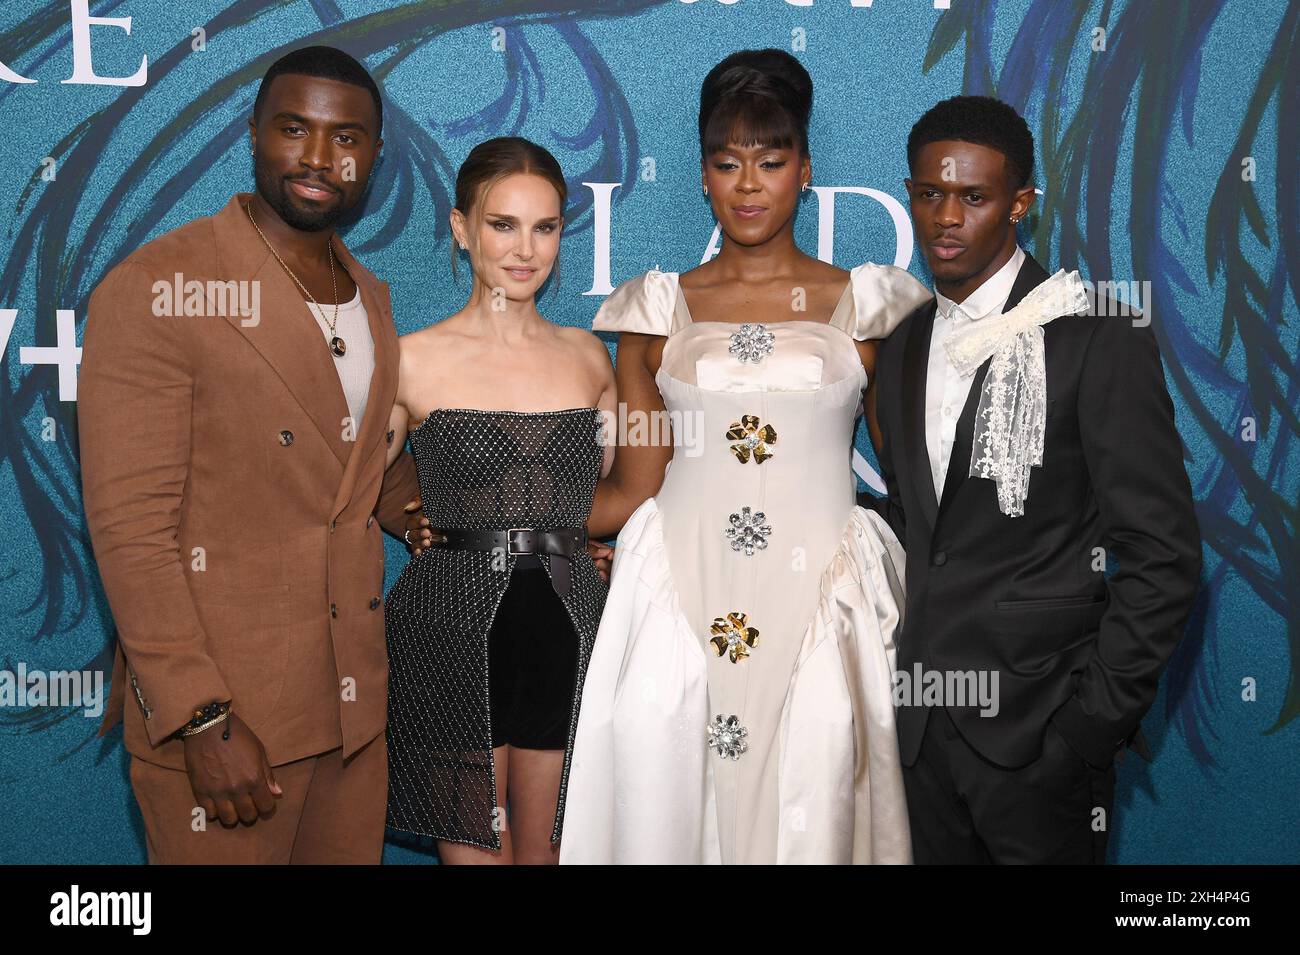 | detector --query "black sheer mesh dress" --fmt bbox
[384,407,607,850]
